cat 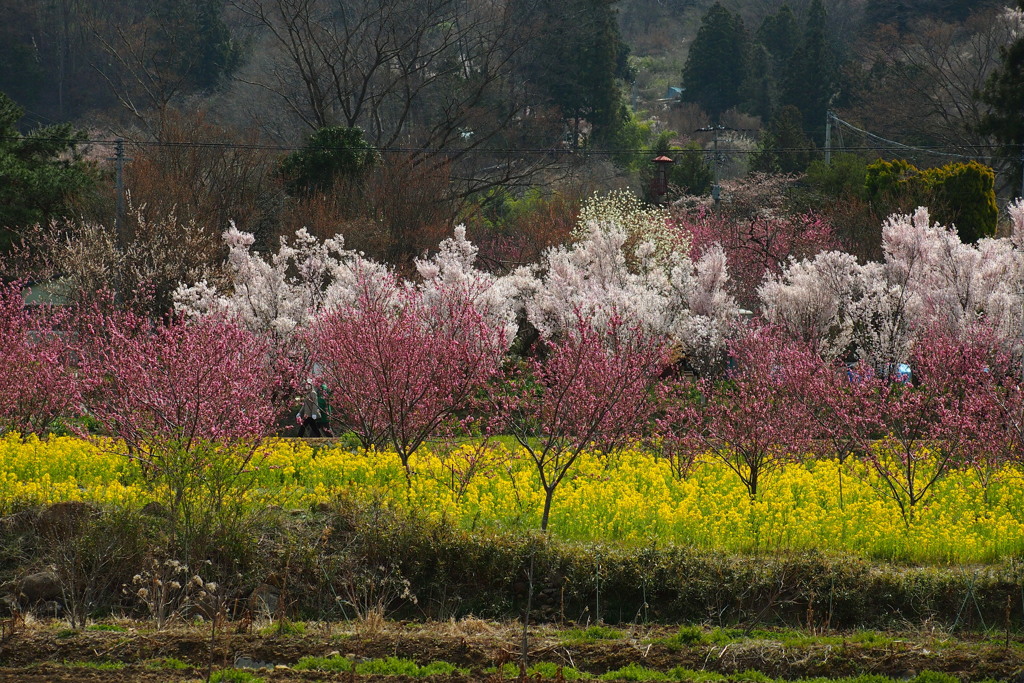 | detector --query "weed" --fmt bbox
[910,673,960,683]
[293,655,353,672]
[64,660,125,670]
[259,620,306,636]
[86,623,127,632]
[561,624,625,643]
[666,668,726,682]
[209,668,264,683]
[599,662,668,680]
[145,657,192,670]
